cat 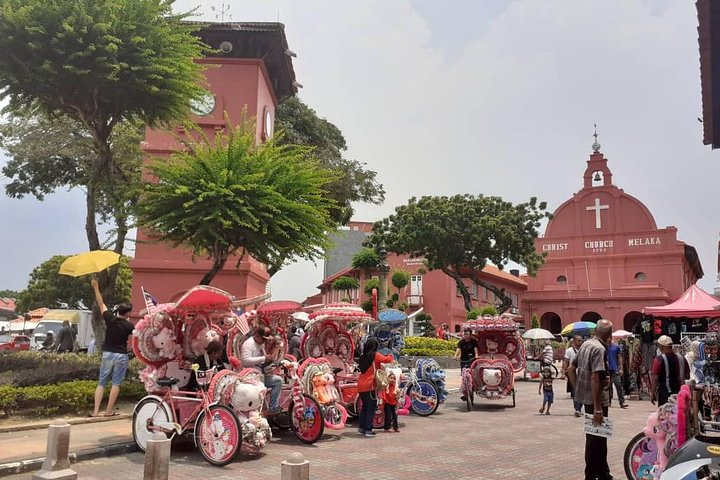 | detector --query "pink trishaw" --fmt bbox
[131,286,265,466]
[460,316,526,411]
[225,300,326,444]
